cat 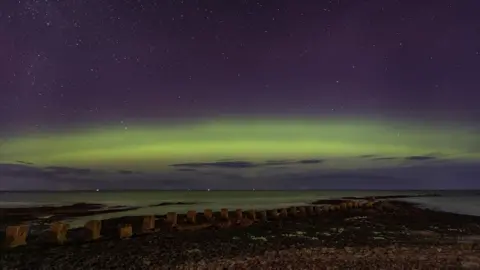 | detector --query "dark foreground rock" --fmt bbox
[1,200,480,269]
[178,246,480,270]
